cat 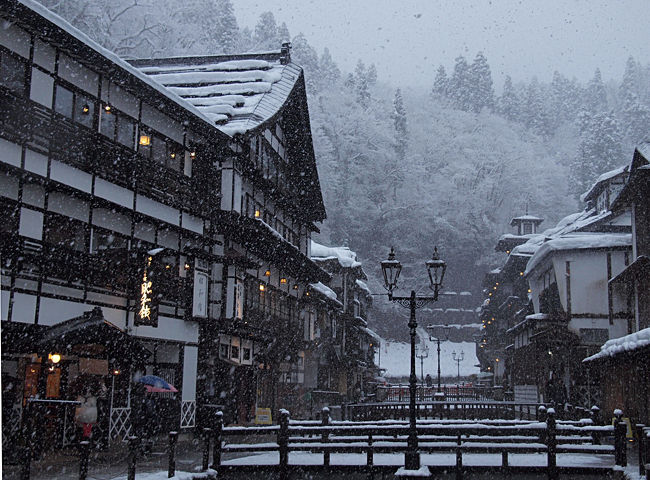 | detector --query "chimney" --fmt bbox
[280,42,292,65]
